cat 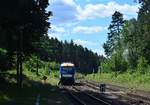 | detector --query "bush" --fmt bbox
[100,53,128,73]
[100,58,113,73]
[48,62,59,70]
[137,56,148,74]
[25,55,45,71]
